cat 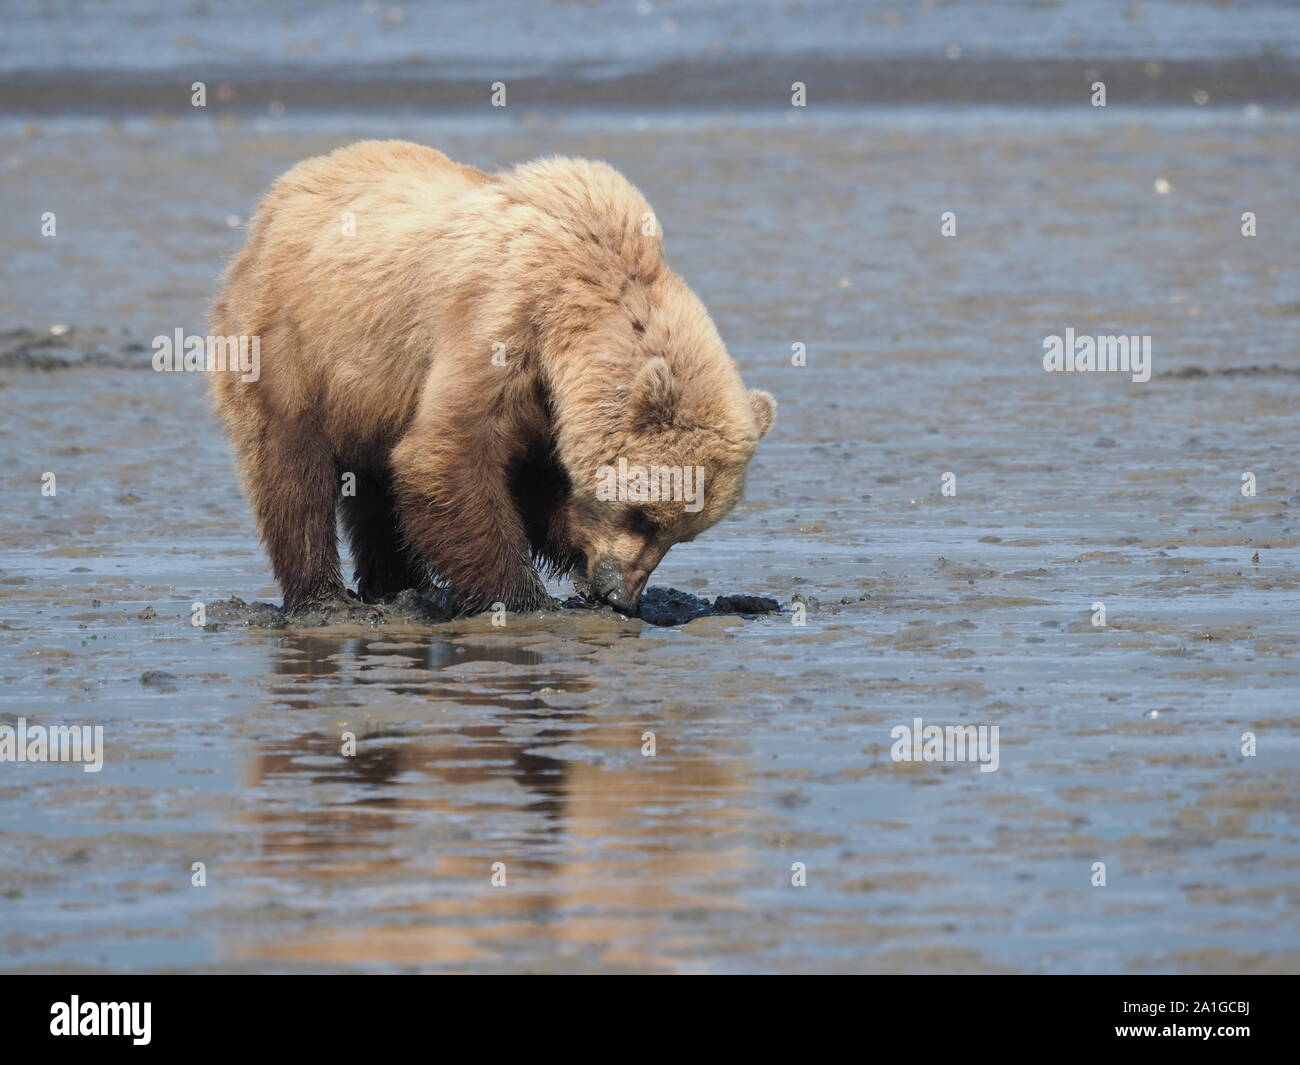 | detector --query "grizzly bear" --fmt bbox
[209,140,775,616]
